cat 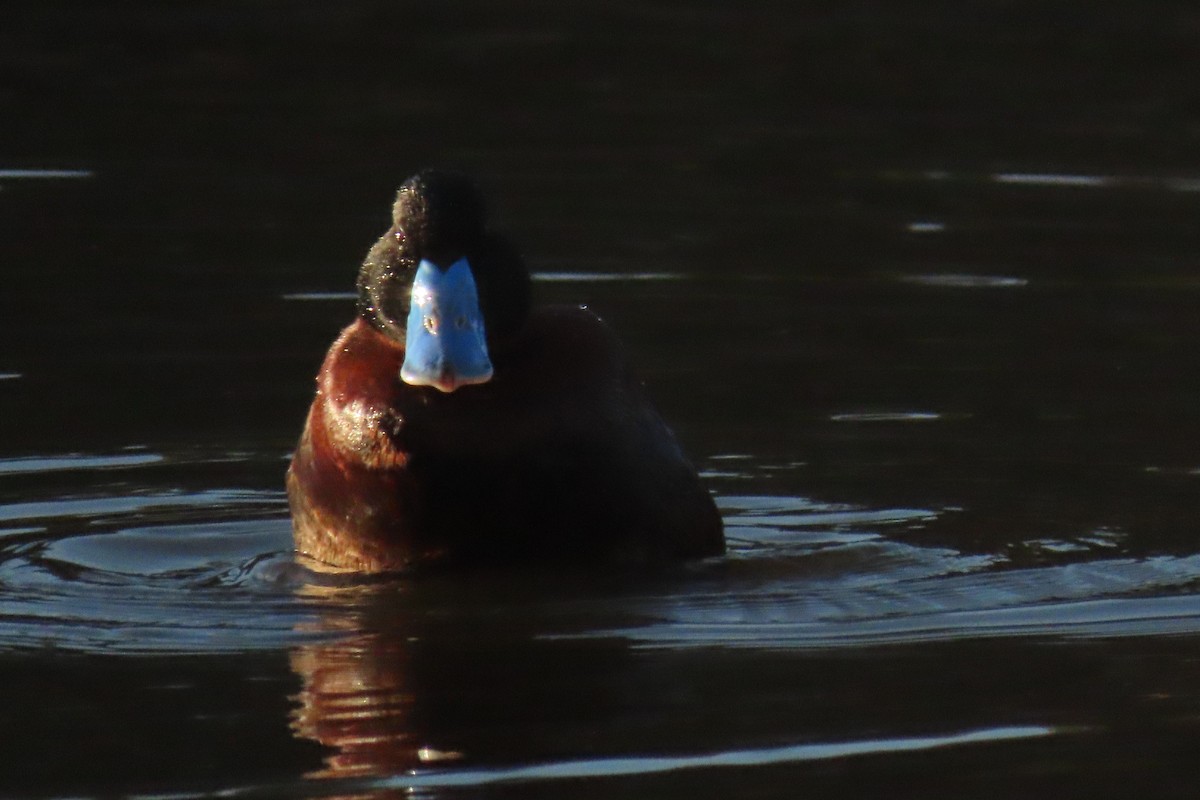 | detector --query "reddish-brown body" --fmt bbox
[287,306,724,572]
